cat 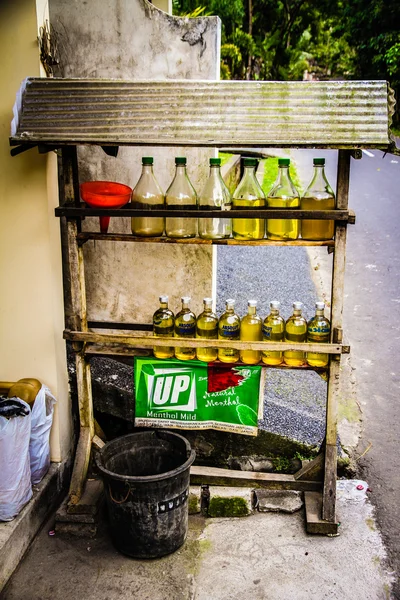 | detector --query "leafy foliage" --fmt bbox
[173,0,399,123]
